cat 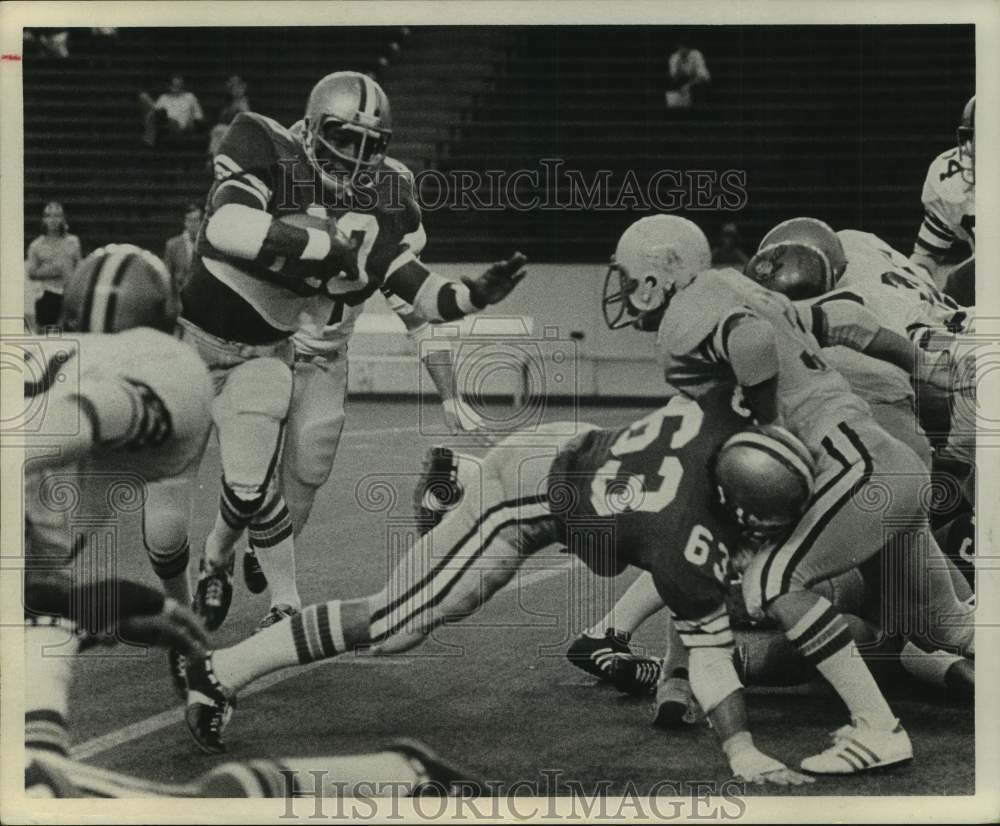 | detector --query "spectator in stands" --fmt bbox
[24,202,82,330]
[24,29,71,59]
[163,203,203,293]
[208,75,251,160]
[140,74,205,148]
[665,37,711,110]
[710,222,749,269]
